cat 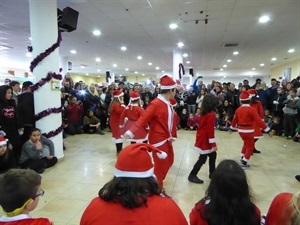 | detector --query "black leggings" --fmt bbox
[21,157,58,173]
[130,140,148,144]
[190,151,217,176]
